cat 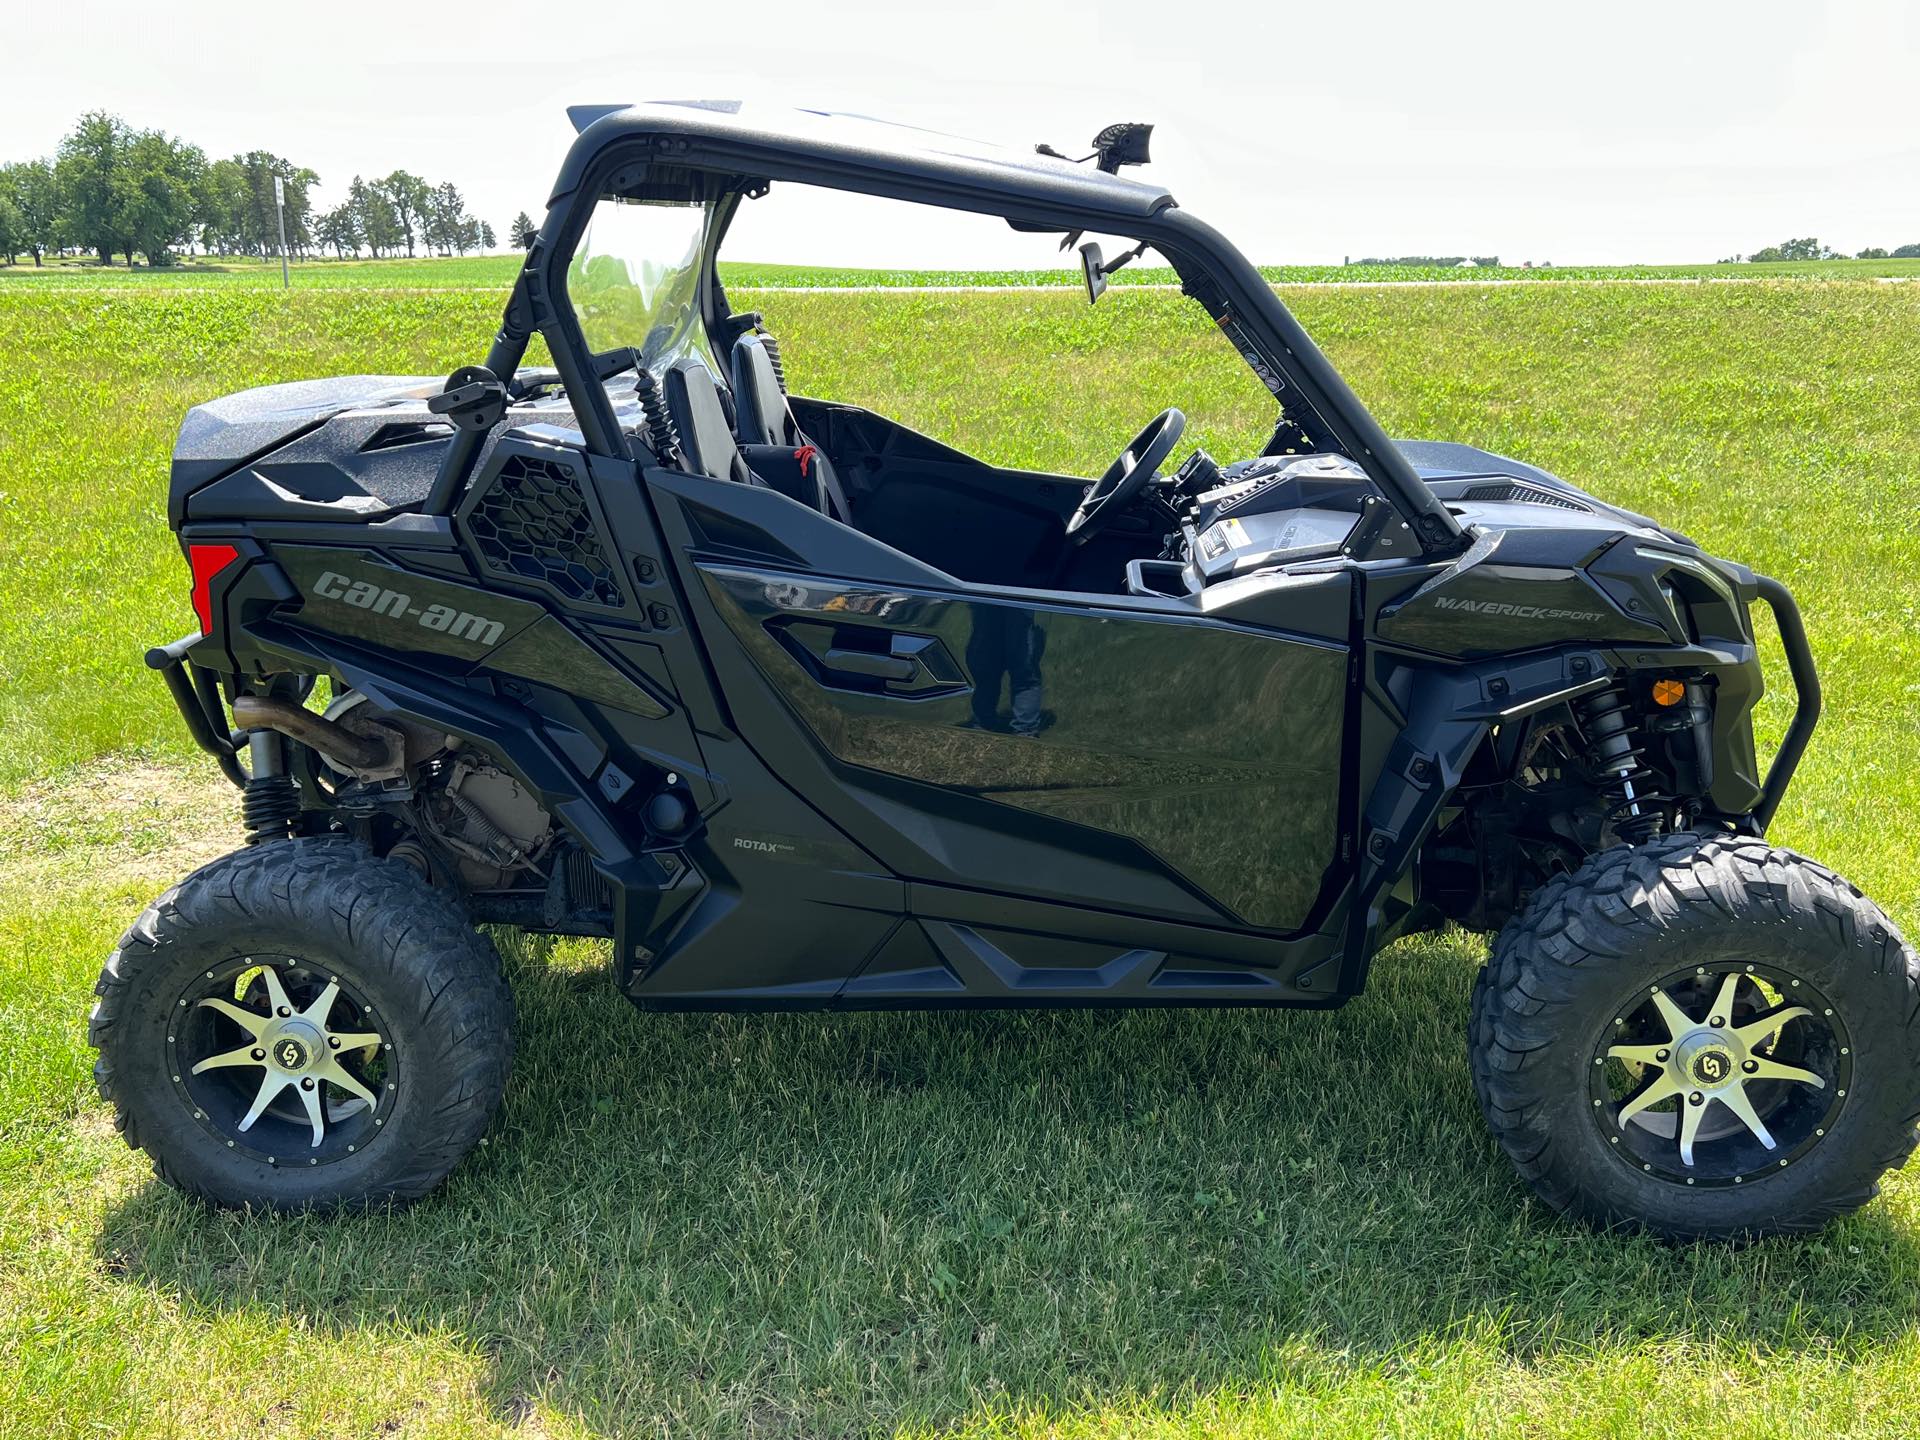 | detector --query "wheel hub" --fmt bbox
[172,959,391,1156]
[264,1020,322,1075]
[1675,1031,1740,1090]
[1591,964,1849,1183]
